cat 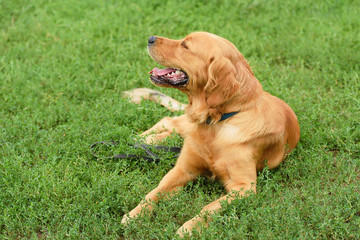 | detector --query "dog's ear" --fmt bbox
[205,56,240,108]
